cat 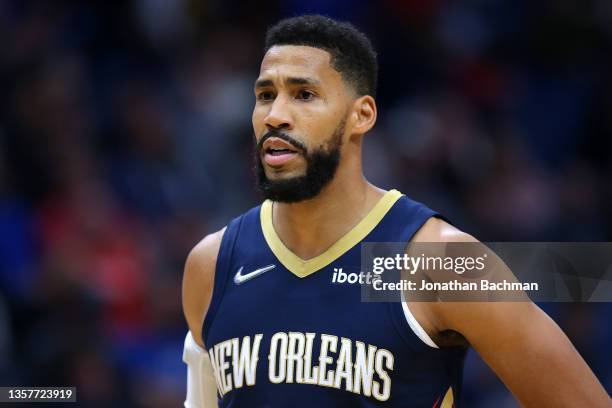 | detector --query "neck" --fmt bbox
[271,154,385,260]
